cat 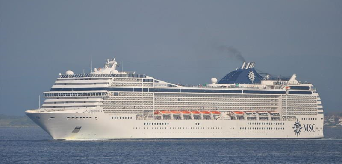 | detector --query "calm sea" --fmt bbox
[0,127,341,164]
